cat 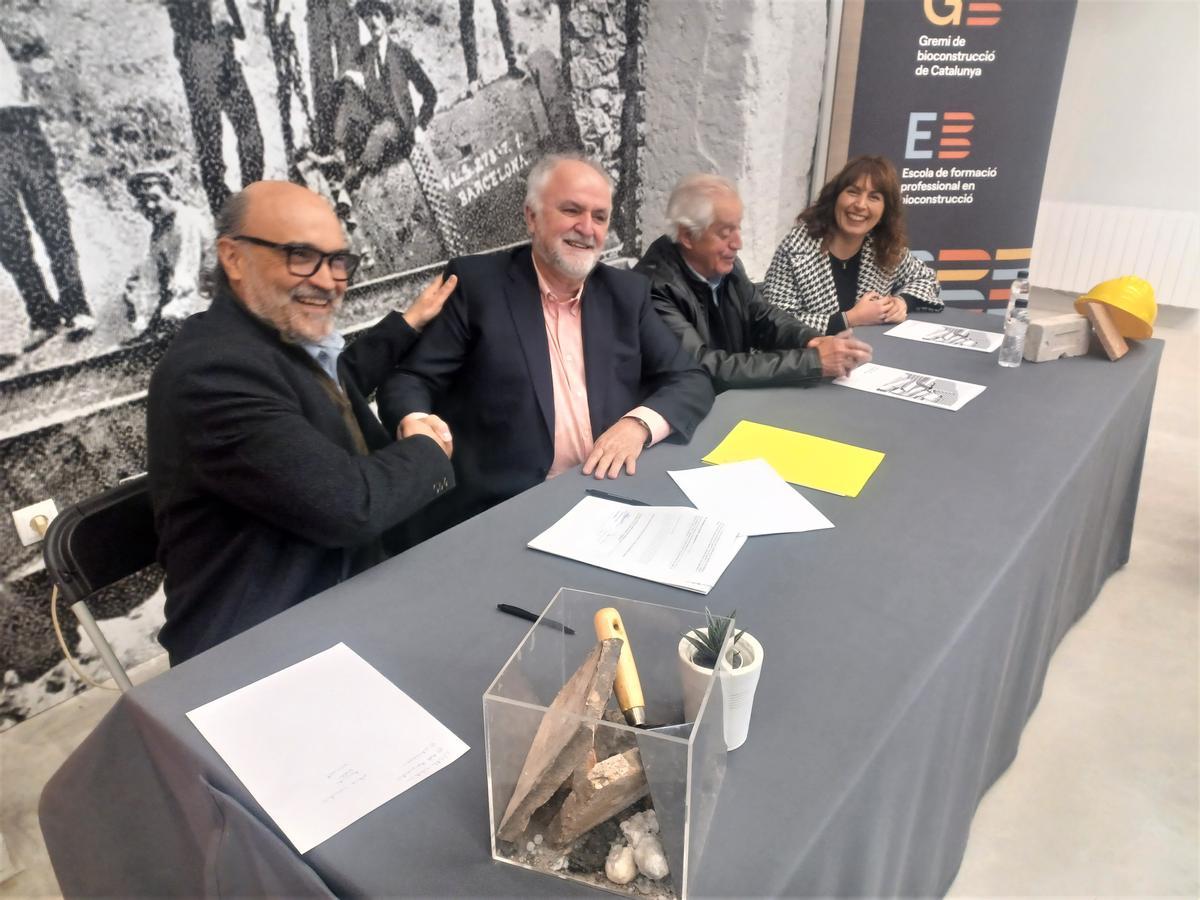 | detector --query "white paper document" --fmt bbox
[527,496,746,593]
[834,362,986,411]
[885,319,1003,352]
[187,643,469,854]
[668,459,835,536]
